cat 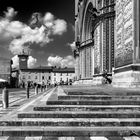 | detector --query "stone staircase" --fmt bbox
[0,86,140,139]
